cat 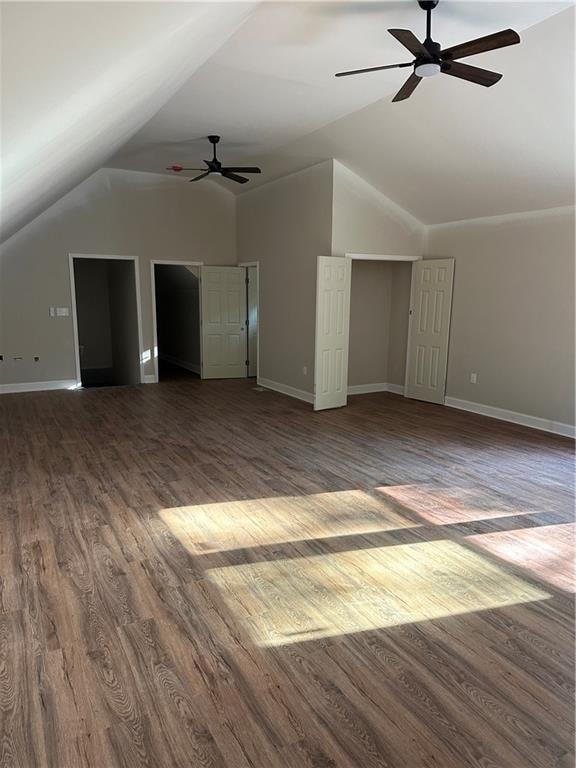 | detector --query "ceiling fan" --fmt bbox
[166,135,261,184]
[335,0,520,102]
